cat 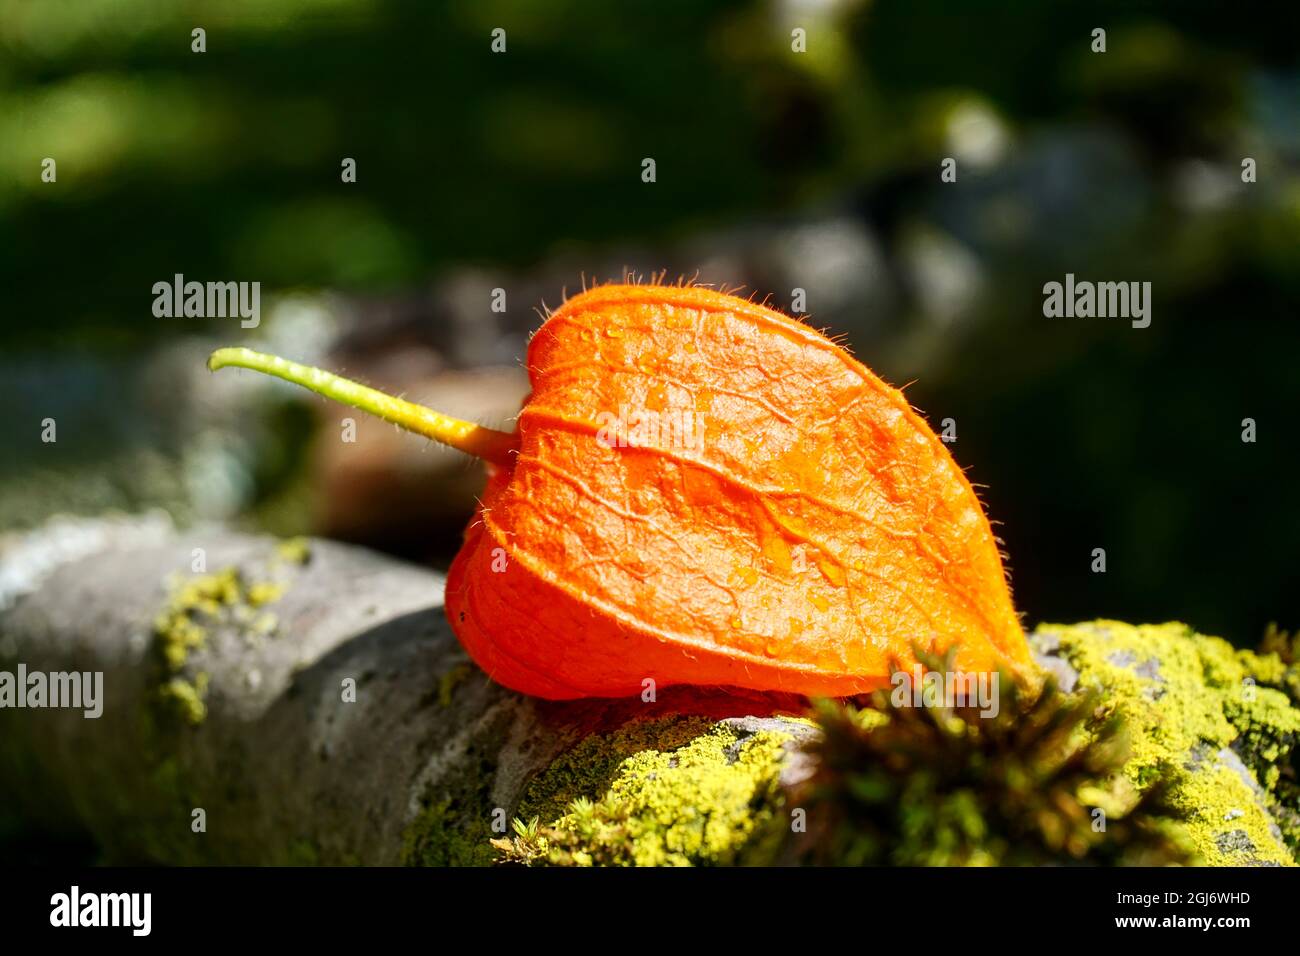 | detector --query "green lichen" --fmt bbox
[157,673,210,726]
[1257,623,1300,707]
[438,663,472,708]
[402,797,499,867]
[1259,623,1299,663]
[149,558,294,725]
[245,581,285,608]
[494,717,792,866]
[134,549,300,860]
[287,838,320,866]
[401,701,519,867]
[152,567,241,673]
[407,621,1295,868]
[1034,621,1300,866]
[151,569,237,724]
[274,536,313,566]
